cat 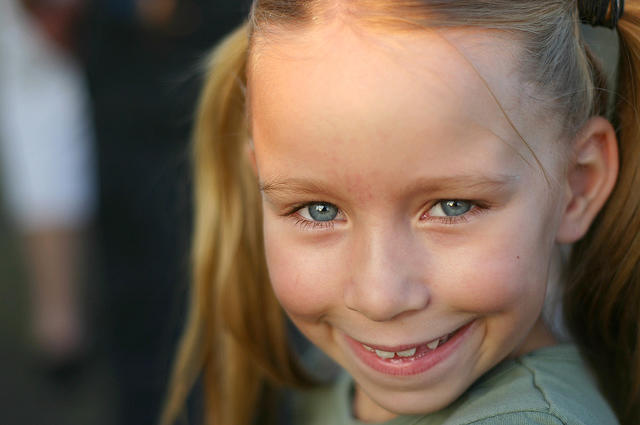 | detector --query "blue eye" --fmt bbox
[430,200,473,217]
[302,202,339,222]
